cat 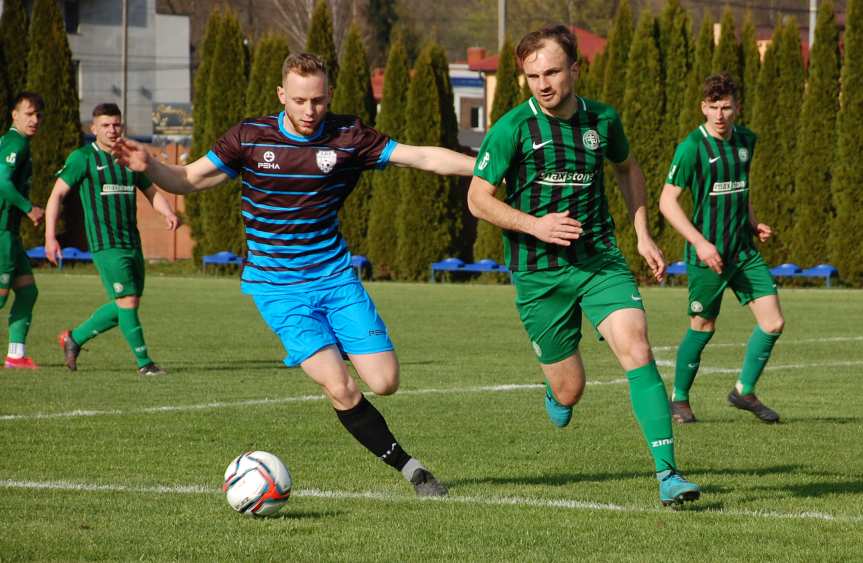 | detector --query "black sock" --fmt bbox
[335,396,411,471]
